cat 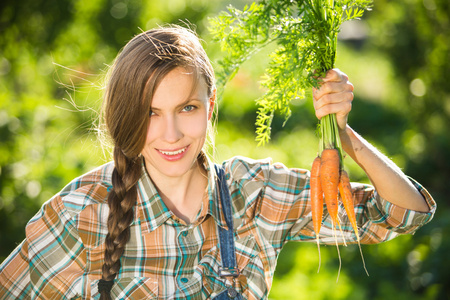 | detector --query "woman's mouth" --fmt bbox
[157,146,189,161]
